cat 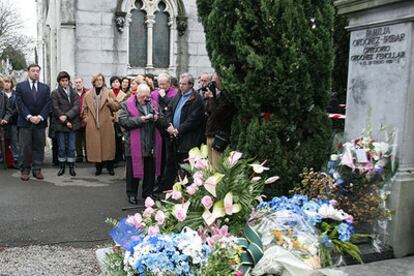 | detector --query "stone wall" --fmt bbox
[182,0,212,79]
[72,0,212,86]
[75,0,126,85]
